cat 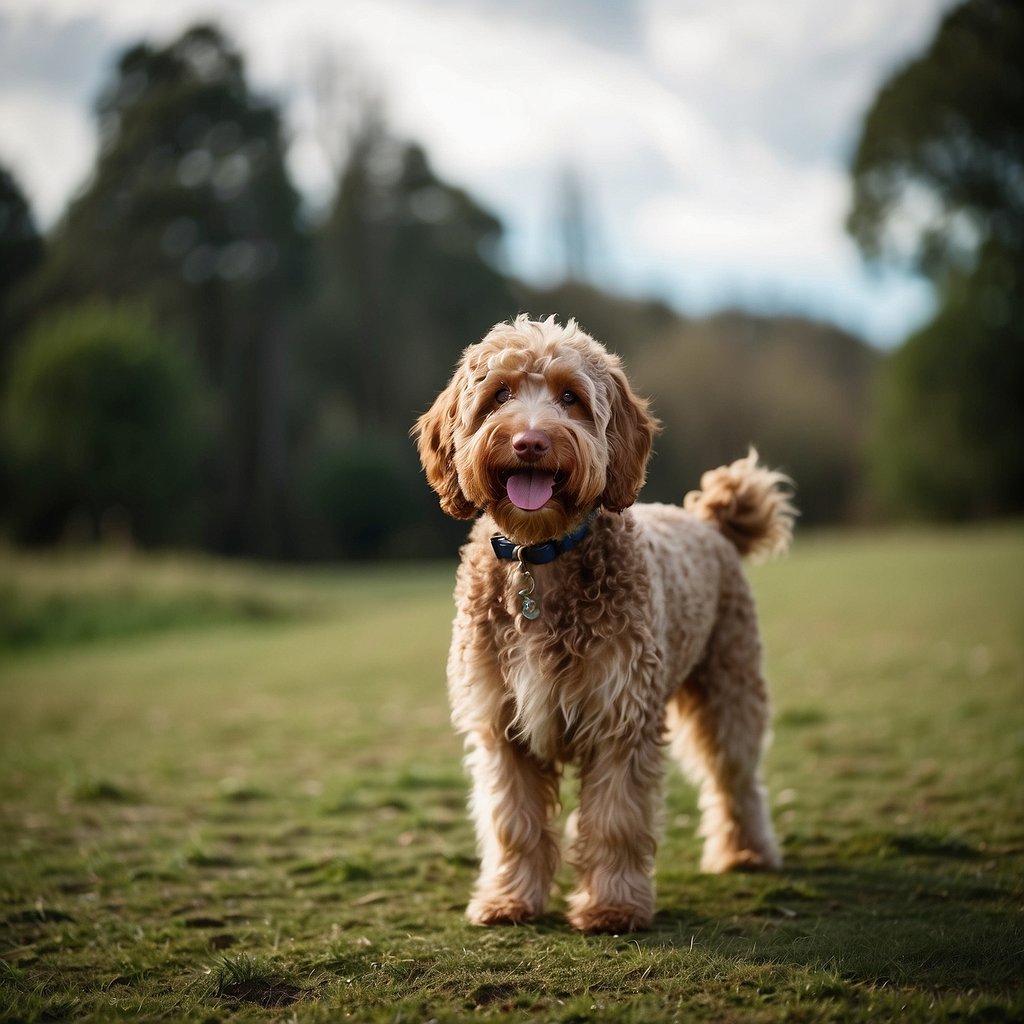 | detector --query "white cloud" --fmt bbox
[643,0,959,162]
[0,87,96,224]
